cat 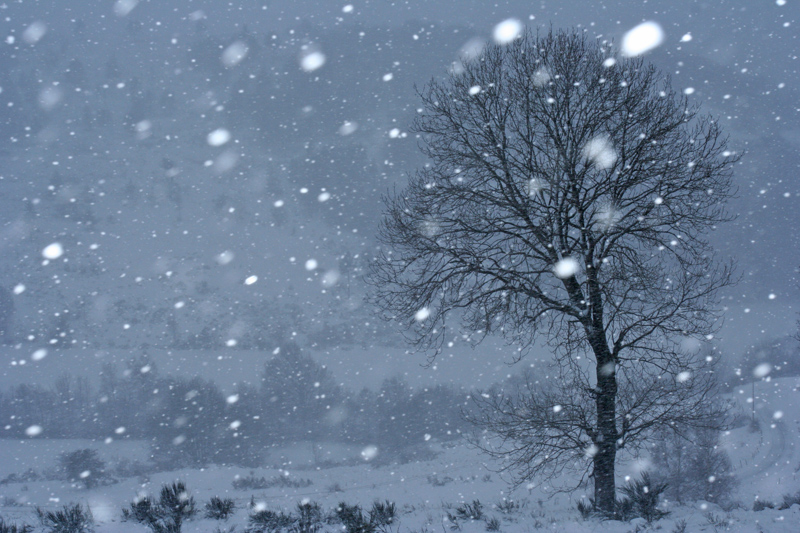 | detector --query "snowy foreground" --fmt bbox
[1,377,799,532]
